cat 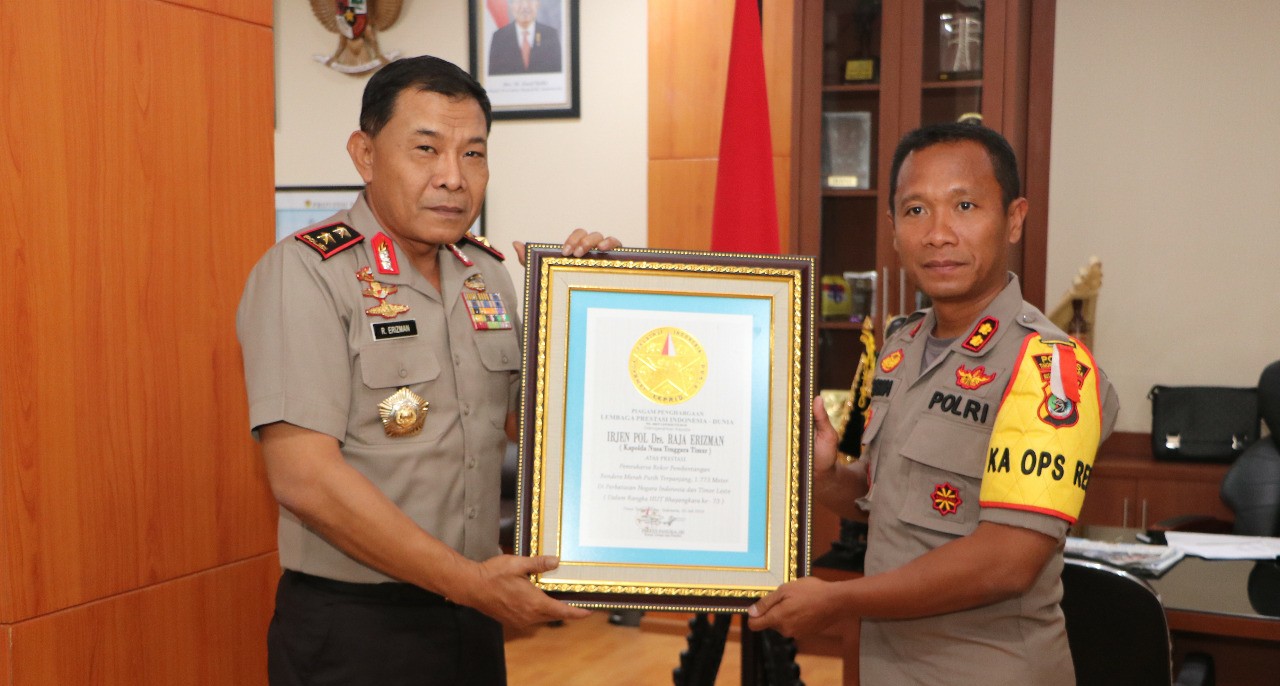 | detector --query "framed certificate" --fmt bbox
[517,246,815,612]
